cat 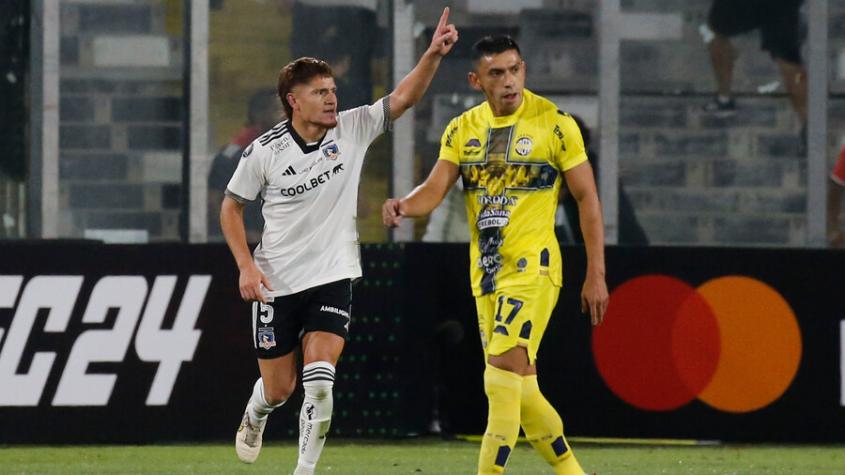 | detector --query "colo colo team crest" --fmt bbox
[258,327,277,350]
[322,143,340,160]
